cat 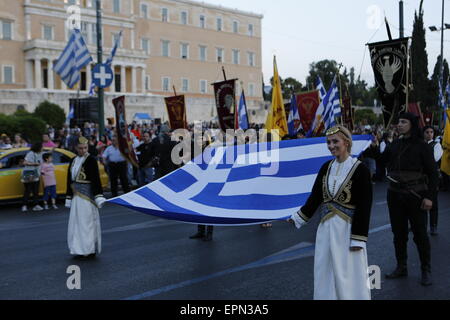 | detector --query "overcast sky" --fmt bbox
[204,0,447,87]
